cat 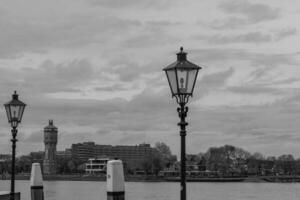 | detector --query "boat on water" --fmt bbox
[159,170,246,182]
[164,177,245,182]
